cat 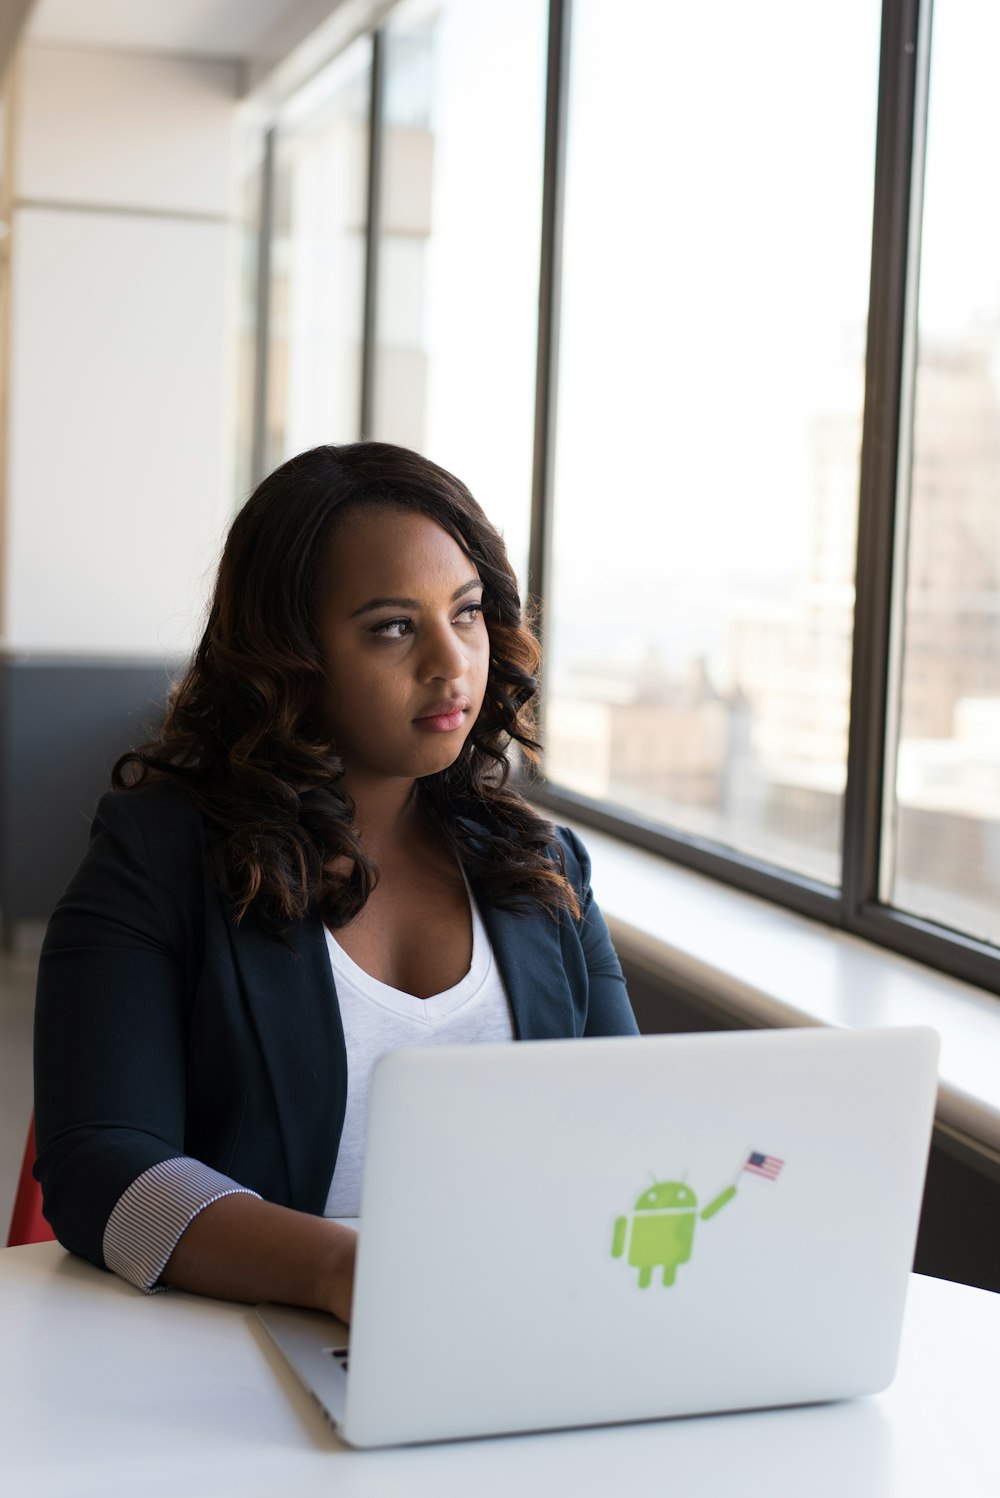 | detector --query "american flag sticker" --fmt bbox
[744,1151,784,1181]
